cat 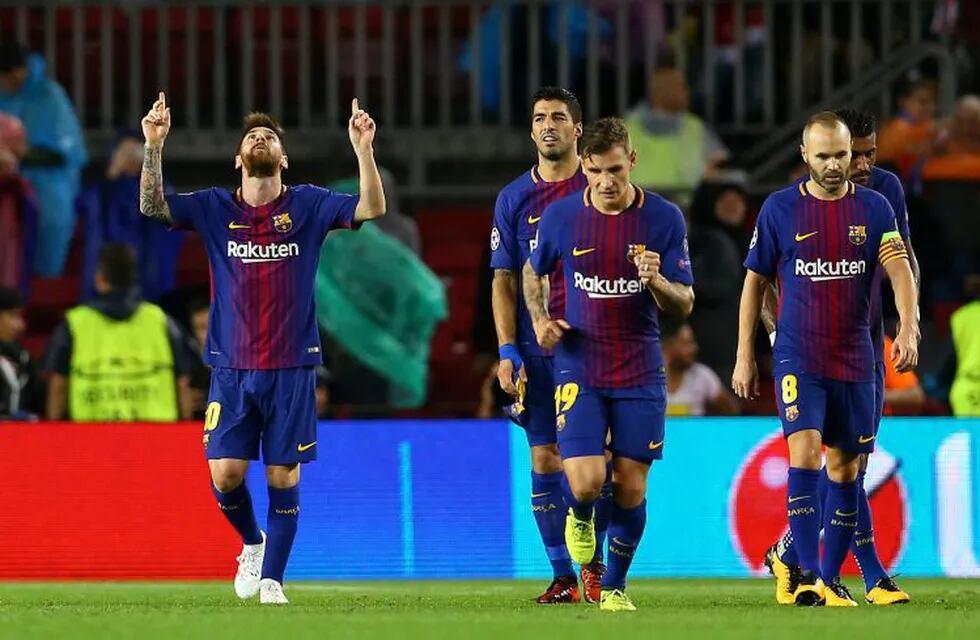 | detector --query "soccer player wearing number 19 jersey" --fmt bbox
[733,112,919,607]
[139,92,386,604]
